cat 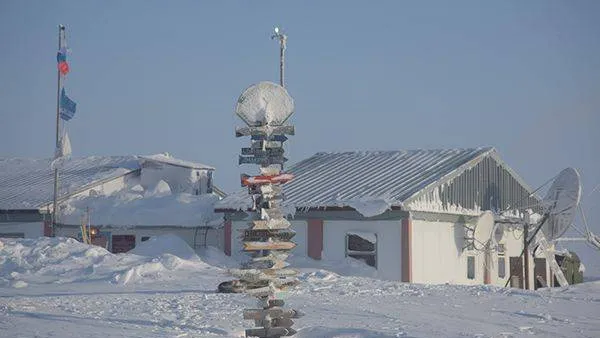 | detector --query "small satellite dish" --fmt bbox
[473,211,494,250]
[540,167,581,241]
[235,81,294,127]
